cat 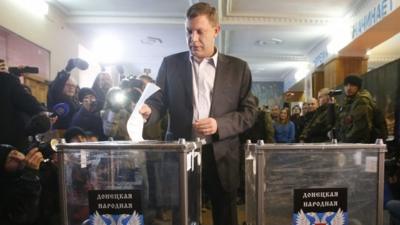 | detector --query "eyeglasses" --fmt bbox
[65,83,77,88]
